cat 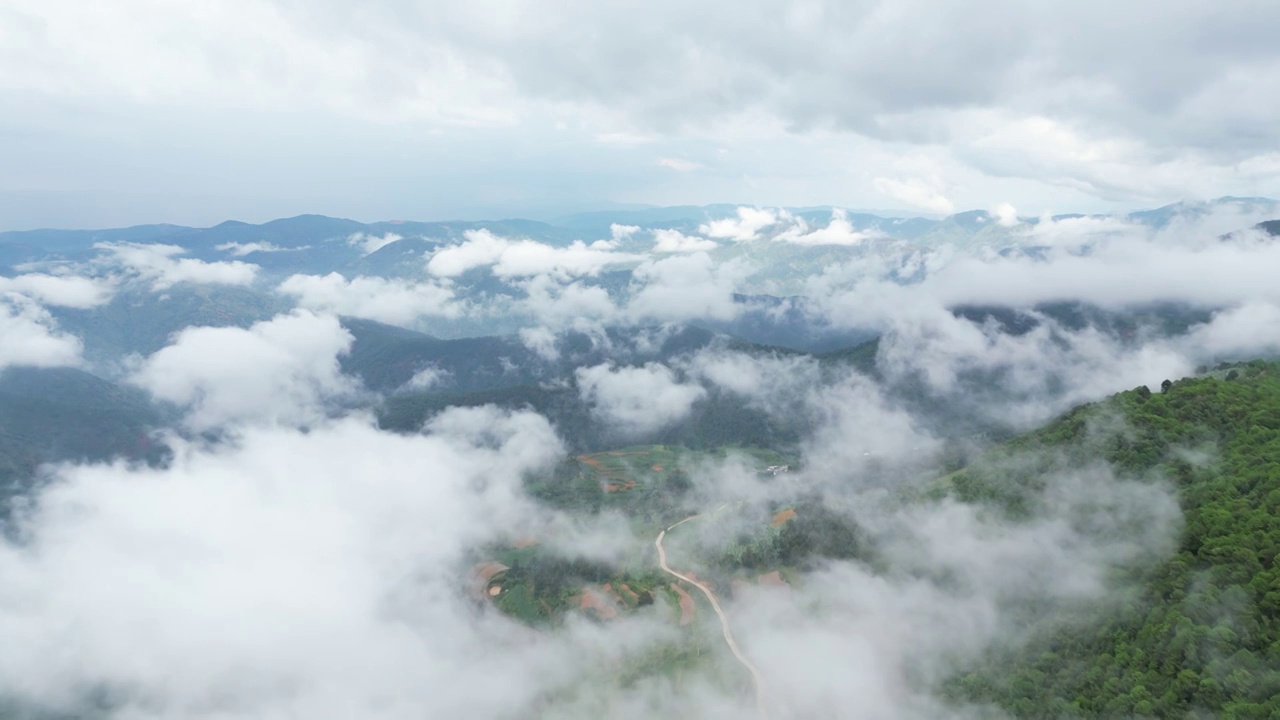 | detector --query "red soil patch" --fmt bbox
[770,508,798,528]
[603,479,637,493]
[618,583,641,603]
[607,451,626,456]
[512,536,540,548]
[670,583,696,626]
[602,583,626,605]
[468,561,510,600]
[651,464,664,472]
[757,570,790,589]
[577,455,603,468]
[574,588,619,620]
